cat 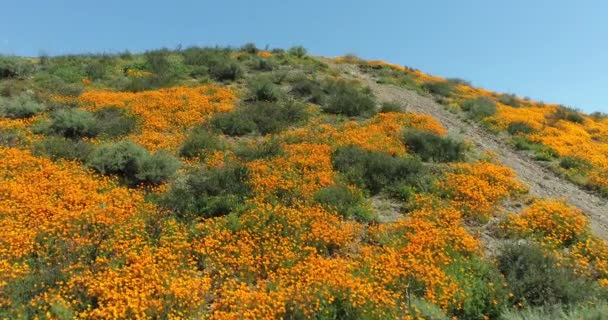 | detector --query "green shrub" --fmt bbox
[507,121,535,135]
[288,46,308,58]
[422,80,456,97]
[241,43,259,54]
[559,156,590,170]
[0,94,45,119]
[511,136,534,151]
[84,59,110,81]
[235,138,283,161]
[0,56,35,79]
[497,243,602,307]
[179,127,224,158]
[548,106,585,124]
[332,146,425,195]
[92,106,138,137]
[34,74,84,97]
[210,111,257,136]
[32,136,94,161]
[323,81,376,117]
[461,97,497,120]
[248,77,282,102]
[403,129,466,162]
[250,57,275,71]
[247,100,309,135]
[379,101,404,113]
[498,94,521,107]
[213,100,308,136]
[208,59,243,82]
[42,109,99,138]
[160,165,250,219]
[87,140,180,185]
[499,302,608,320]
[0,128,23,147]
[446,257,508,319]
[313,184,374,222]
[289,76,325,104]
